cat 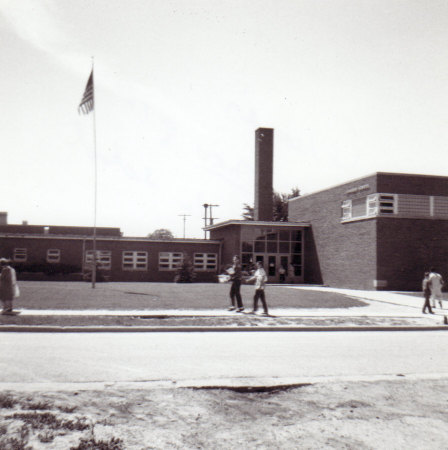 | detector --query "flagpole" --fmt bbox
[91,58,97,289]
[78,60,98,288]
